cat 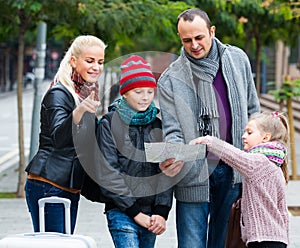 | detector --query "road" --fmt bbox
[0,82,50,173]
[0,88,32,171]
